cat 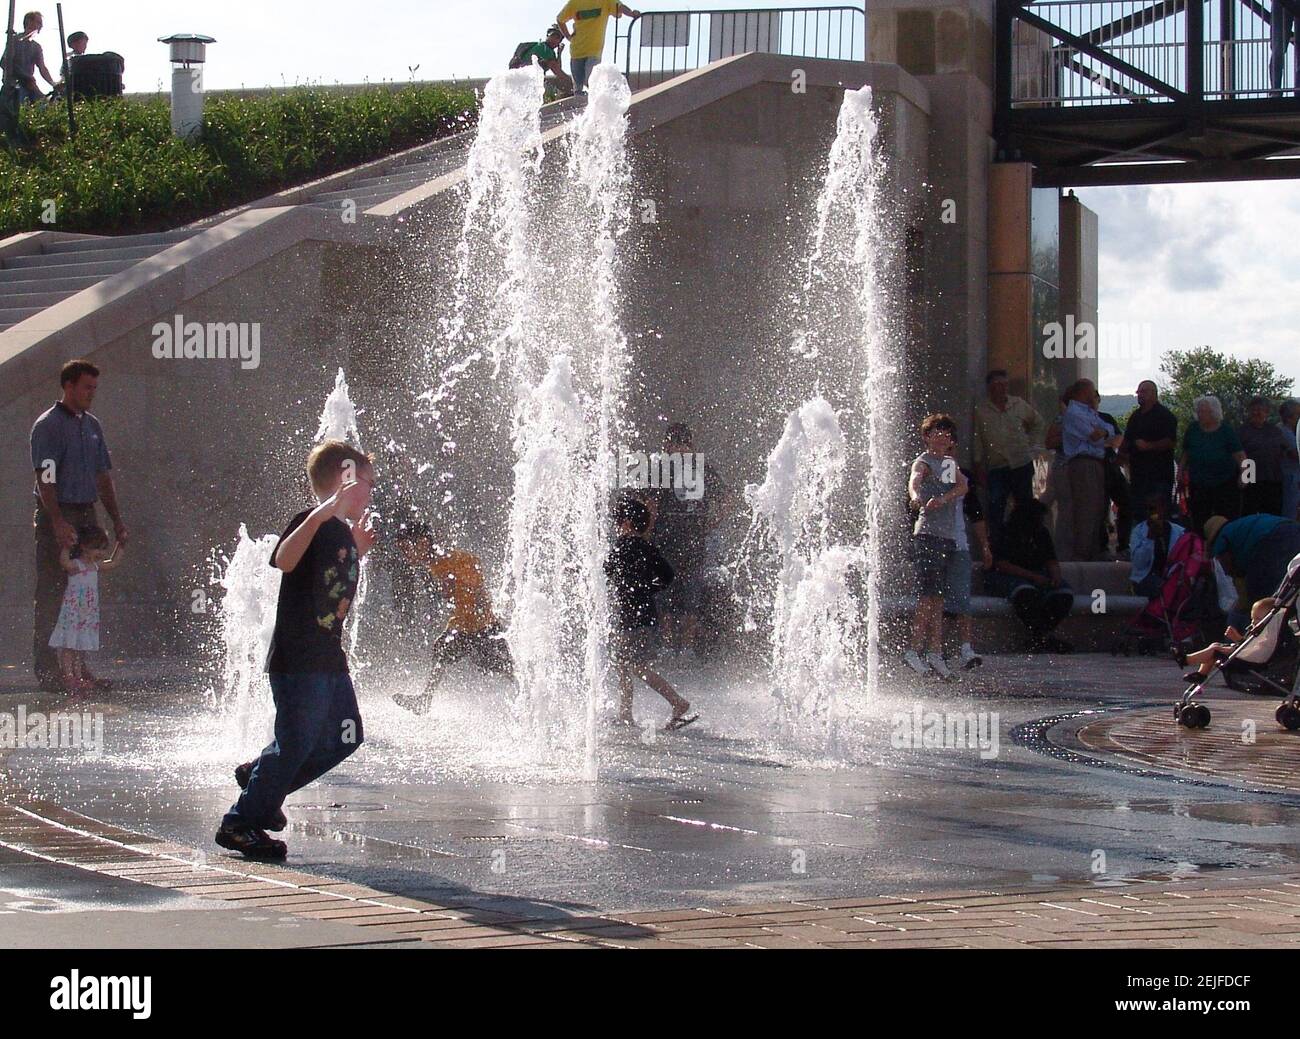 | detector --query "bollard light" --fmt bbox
[158,33,216,141]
